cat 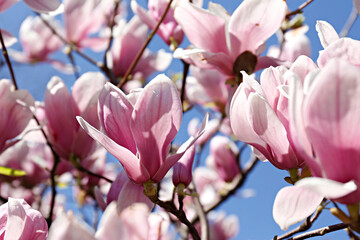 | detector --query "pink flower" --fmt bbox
[207,136,240,183]
[77,74,206,184]
[229,68,303,170]
[0,80,34,154]
[44,72,107,160]
[172,145,196,187]
[174,0,287,76]
[63,0,124,51]
[110,16,172,80]
[131,0,184,49]
[289,58,360,204]
[0,198,48,240]
[0,0,60,13]
[10,16,65,70]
